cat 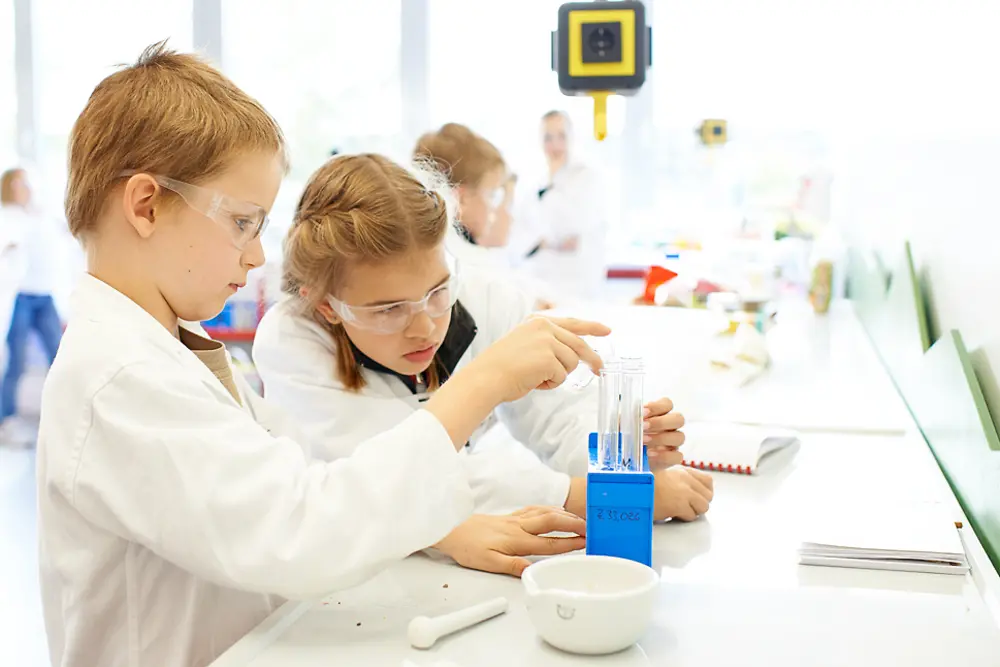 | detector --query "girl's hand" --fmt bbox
[533,298,556,311]
[467,316,610,402]
[643,397,686,471]
[433,507,587,577]
[426,317,609,449]
[653,467,714,521]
